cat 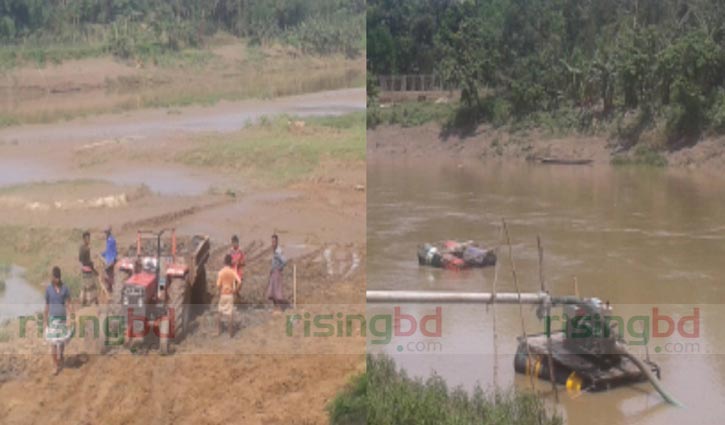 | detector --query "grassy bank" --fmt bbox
[179,112,365,186]
[367,99,679,166]
[328,355,562,425]
[0,44,363,128]
[0,262,8,292]
[0,226,85,295]
[368,99,592,137]
[368,101,454,129]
